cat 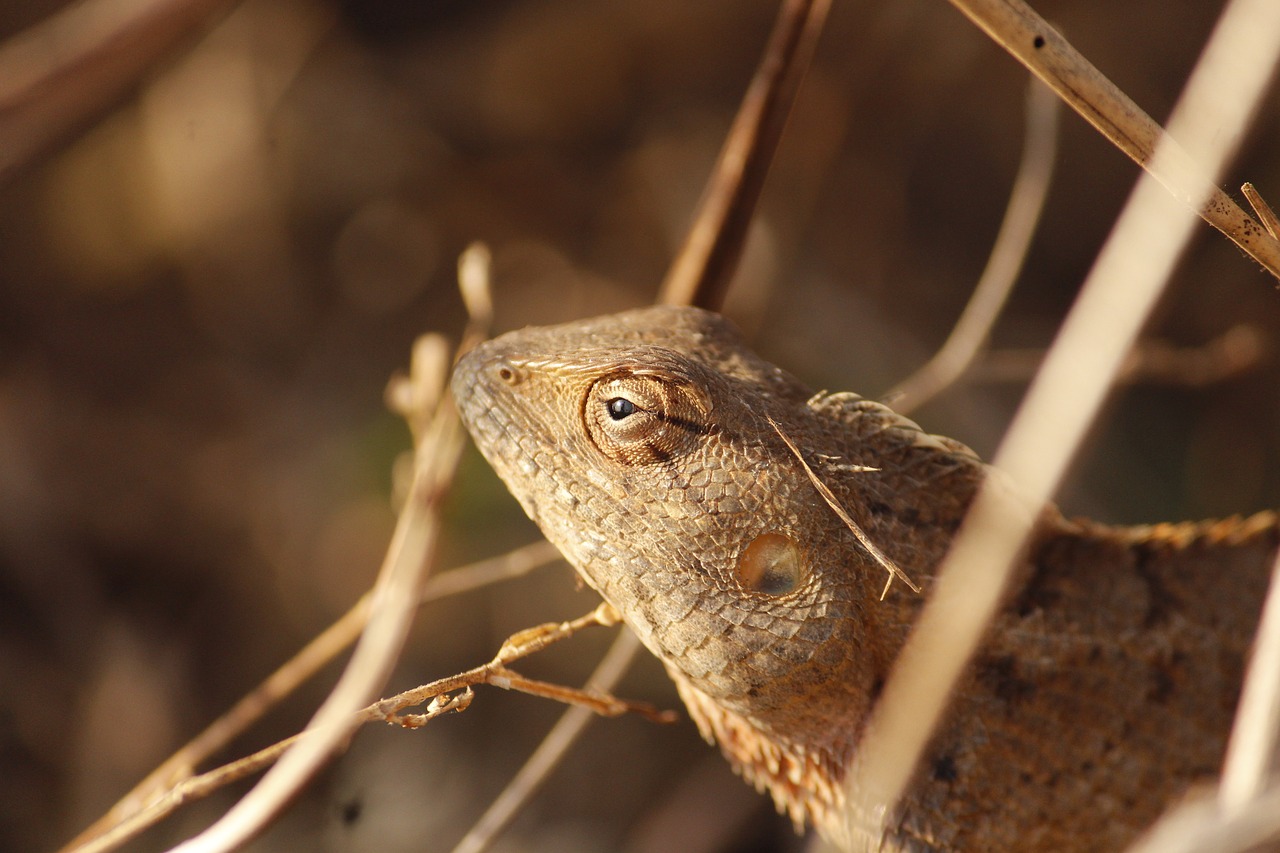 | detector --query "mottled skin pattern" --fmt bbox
[451,305,1279,852]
